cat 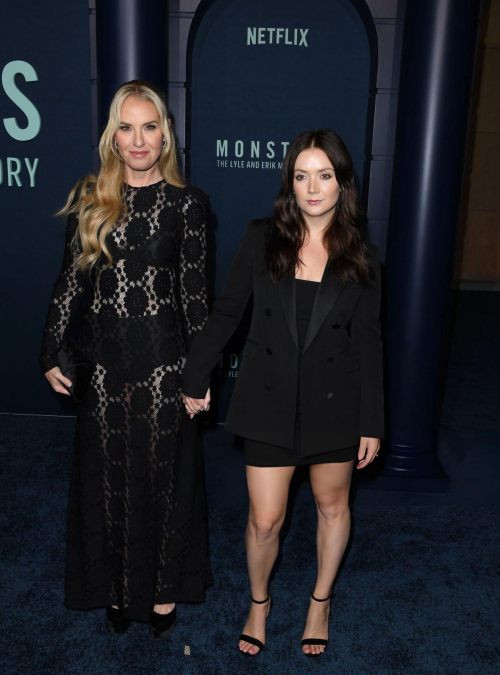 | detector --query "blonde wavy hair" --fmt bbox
[58,80,184,270]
